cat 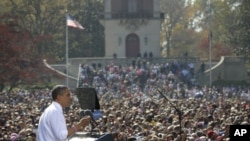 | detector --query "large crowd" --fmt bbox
[0,60,250,141]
